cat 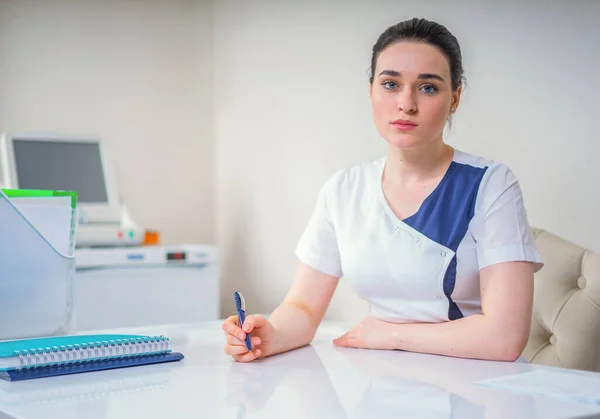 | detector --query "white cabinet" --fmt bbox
[73,245,220,331]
